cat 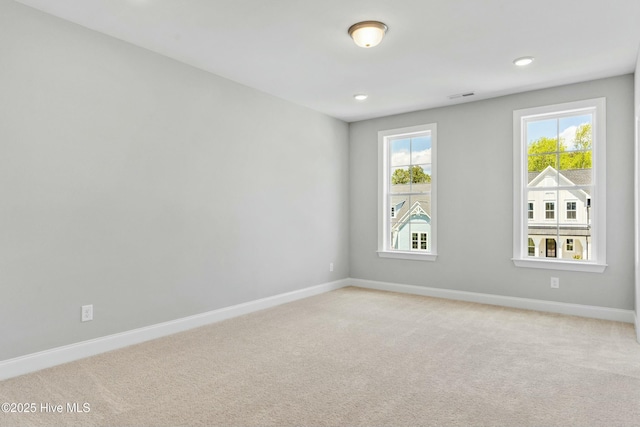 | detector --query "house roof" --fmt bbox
[528,166,591,196]
[528,167,592,186]
[390,183,431,226]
